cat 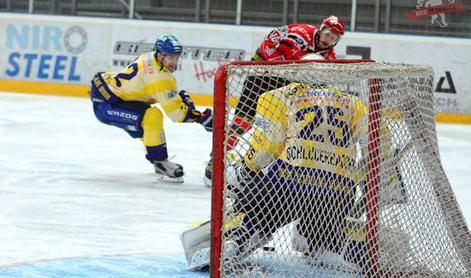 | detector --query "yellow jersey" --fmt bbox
[244,83,368,192]
[98,52,189,123]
